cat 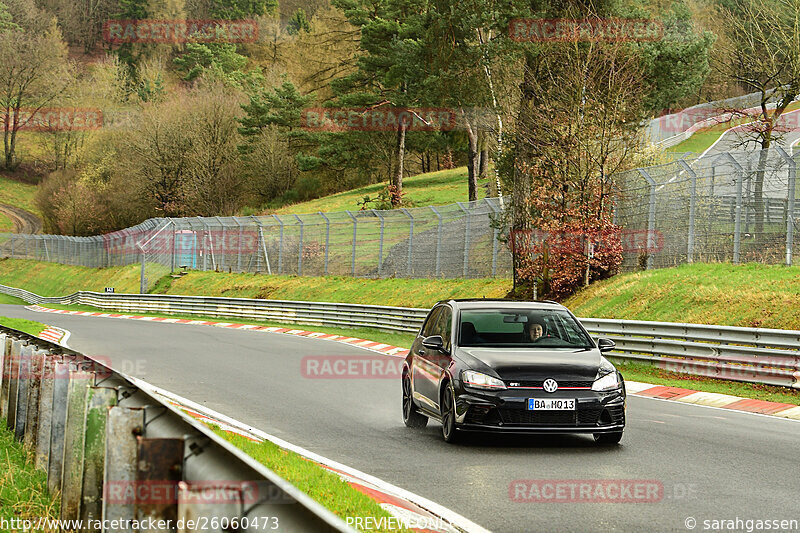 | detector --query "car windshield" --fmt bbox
[458,309,594,349]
